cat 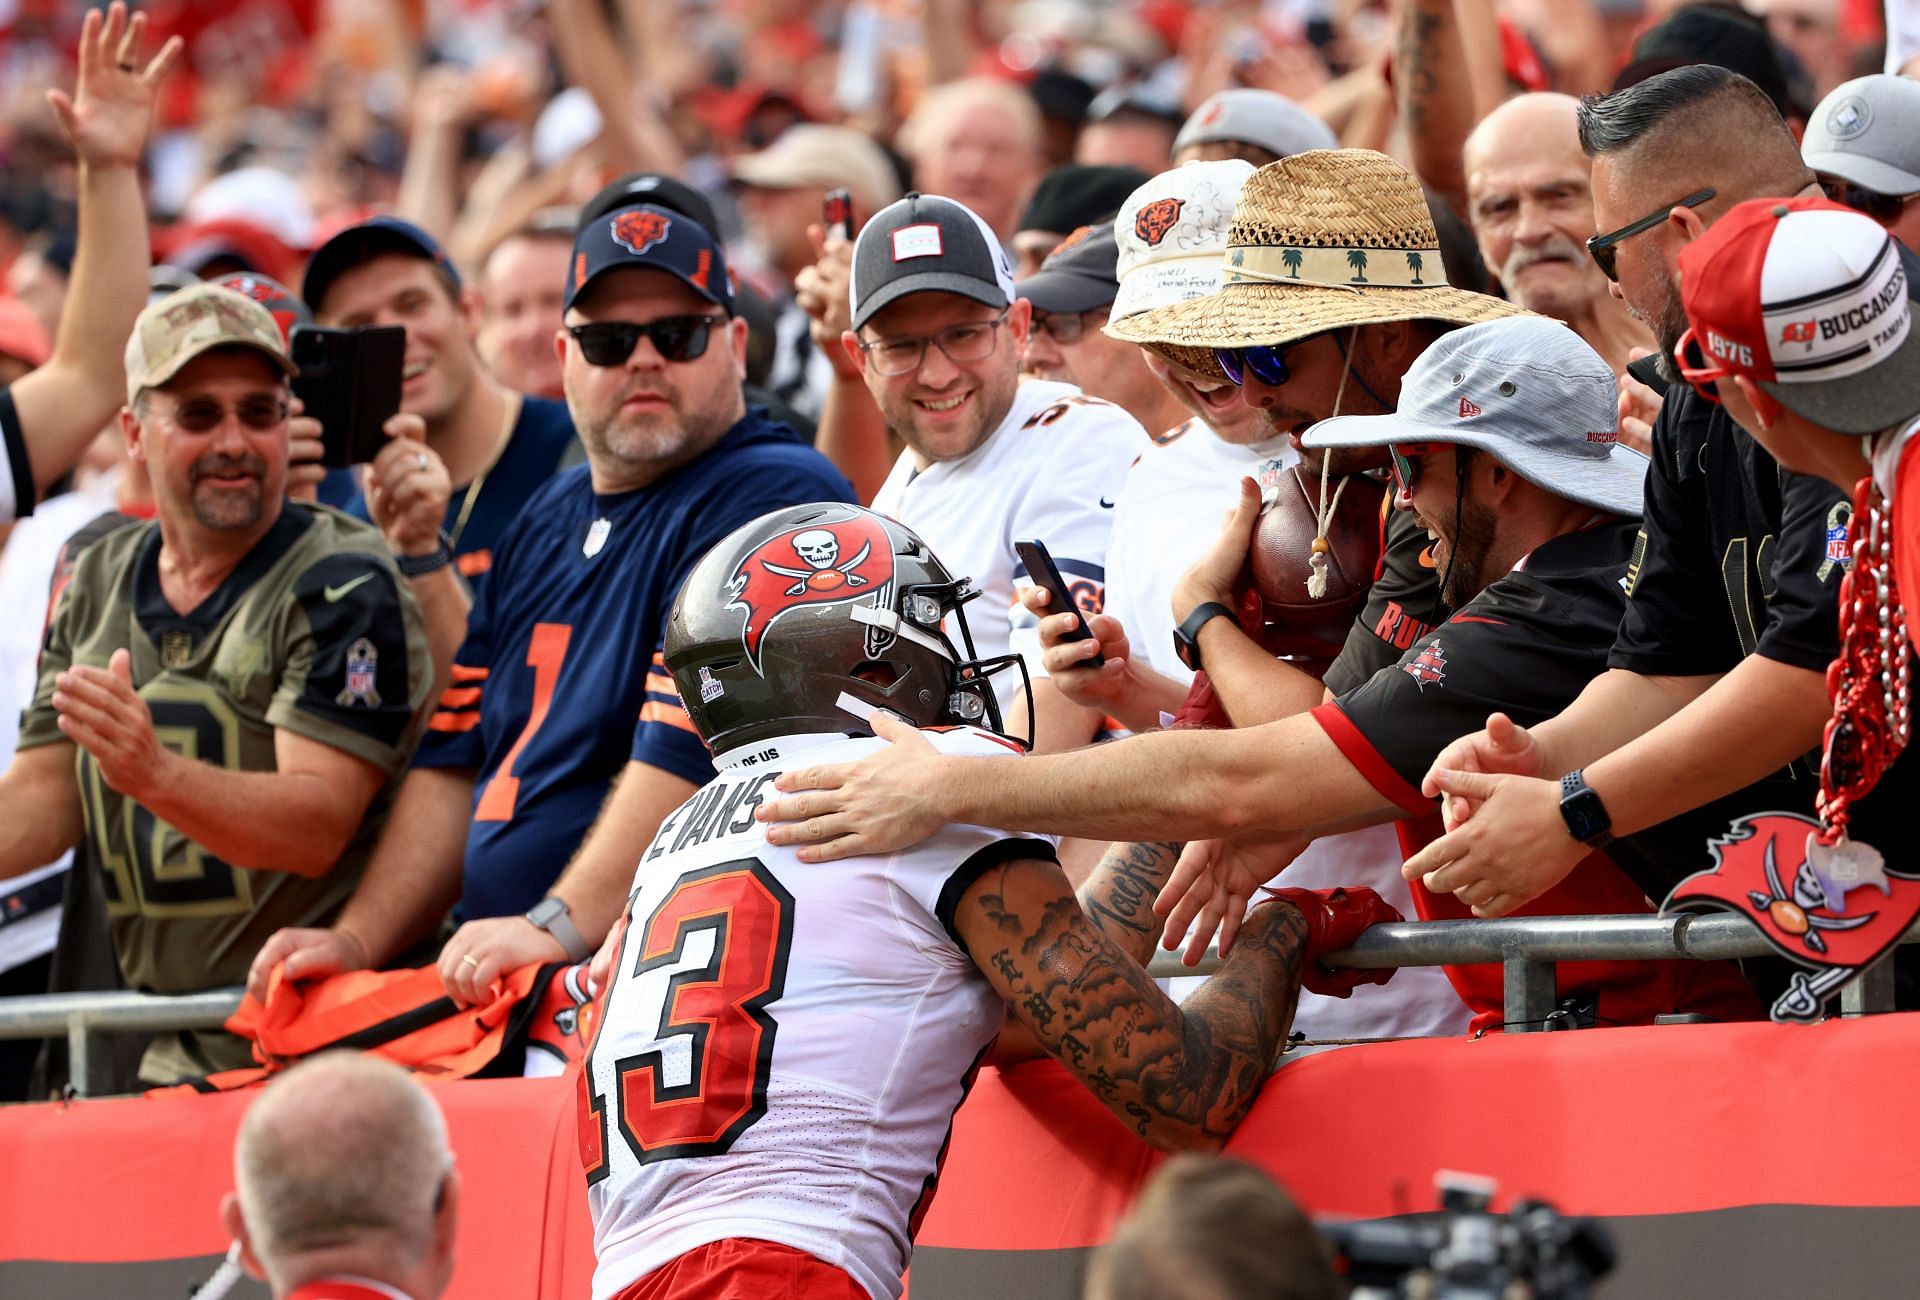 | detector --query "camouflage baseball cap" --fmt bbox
[125,282,296,403]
